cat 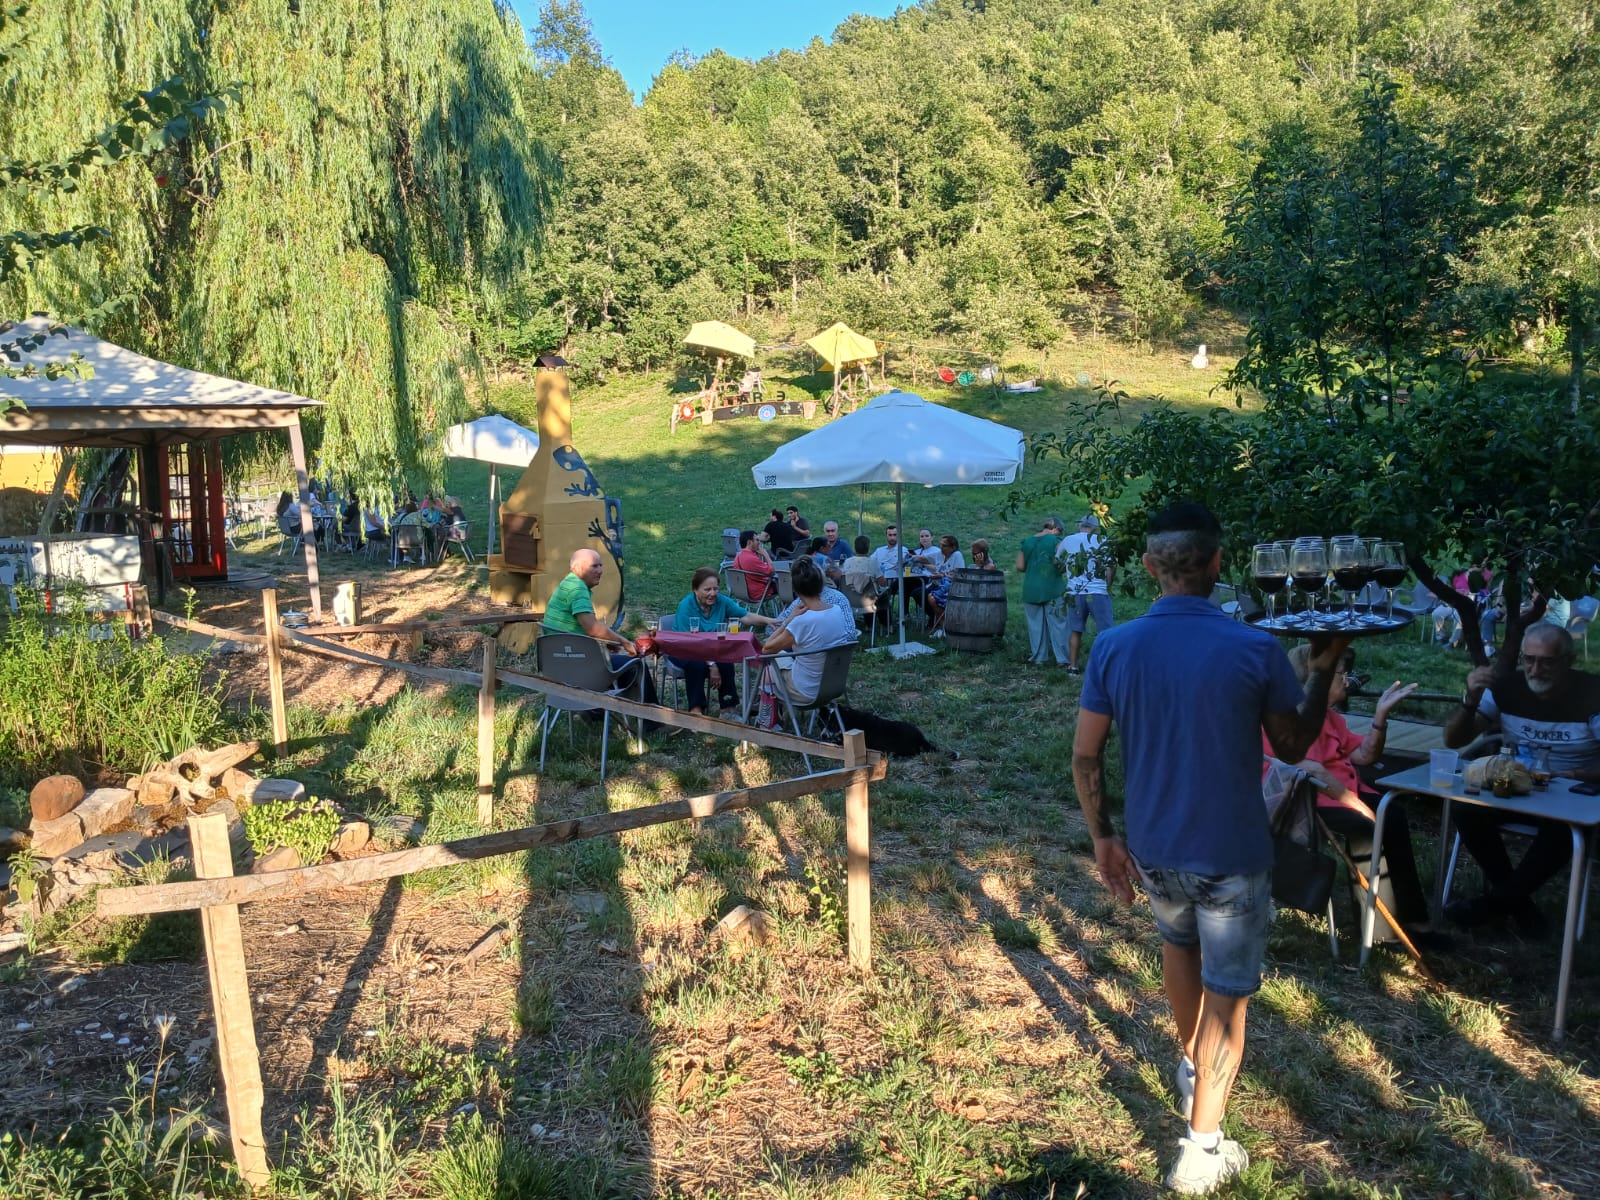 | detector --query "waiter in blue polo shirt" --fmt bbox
[1072,501,1348,1195]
